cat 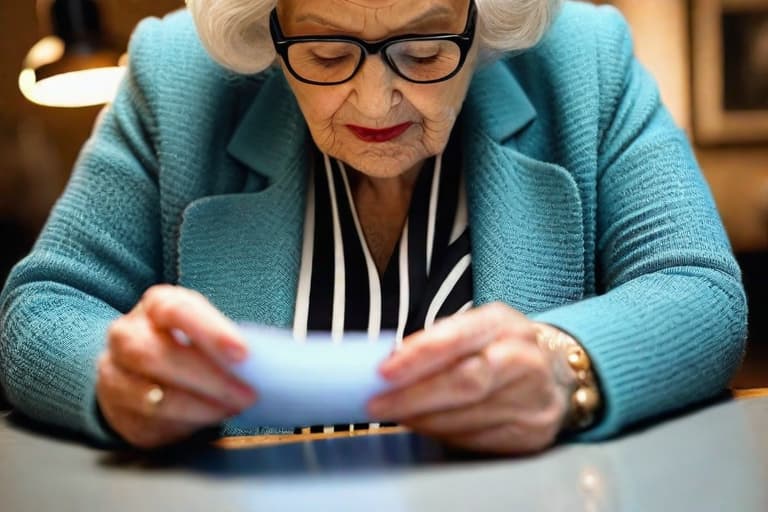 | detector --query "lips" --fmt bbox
[346,122,413,143]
